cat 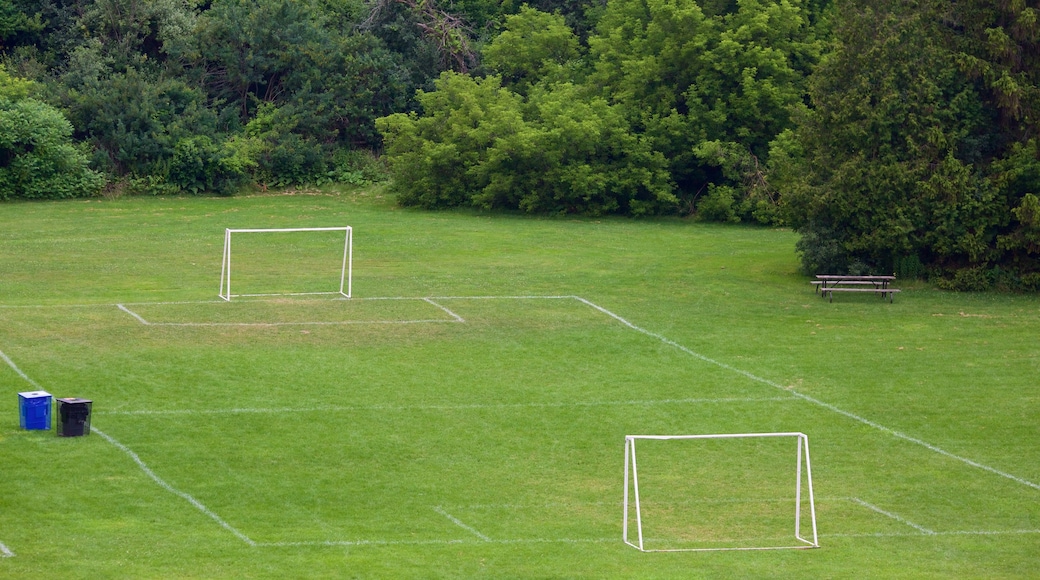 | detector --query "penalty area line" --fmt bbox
[848,498,935,535]
[433,507,492,542]
[115,299,464,326]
